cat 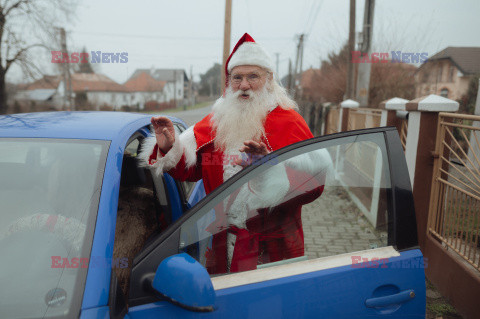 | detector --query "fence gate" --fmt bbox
[347,108,382,130]
[427,112,480,272]
[325,106,340,135]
